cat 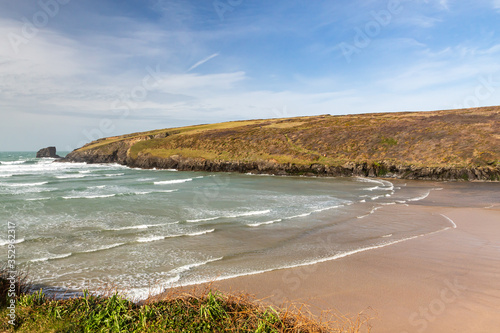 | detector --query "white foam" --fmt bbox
[440,214,457,229]
[56,174,87,179]
[137,229,215,243]
[226,210,271,218]
[408,190,431,202]
[287,212,312,219]
[124,275,181,301]
[247,219,282,227]
[0,181,48,187]
[363,186,380,191]
[313,205,342,213]
[62,194,116,200]
[108,222,176,231]
[137,236,166,243]
[154,178,192,185]
[0,238,25,246]
[0,161,26,165]
[382,234,393,238]
[26,198,50,201]
[186,229,215,237]
[187,217,220,223]
[81,243,125,253]
[356,177,385,185]
[30,253,72,262]
[0,174,13,178]
[104,173,125,177]
[170,257,223,275]
[173,228,453,292]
